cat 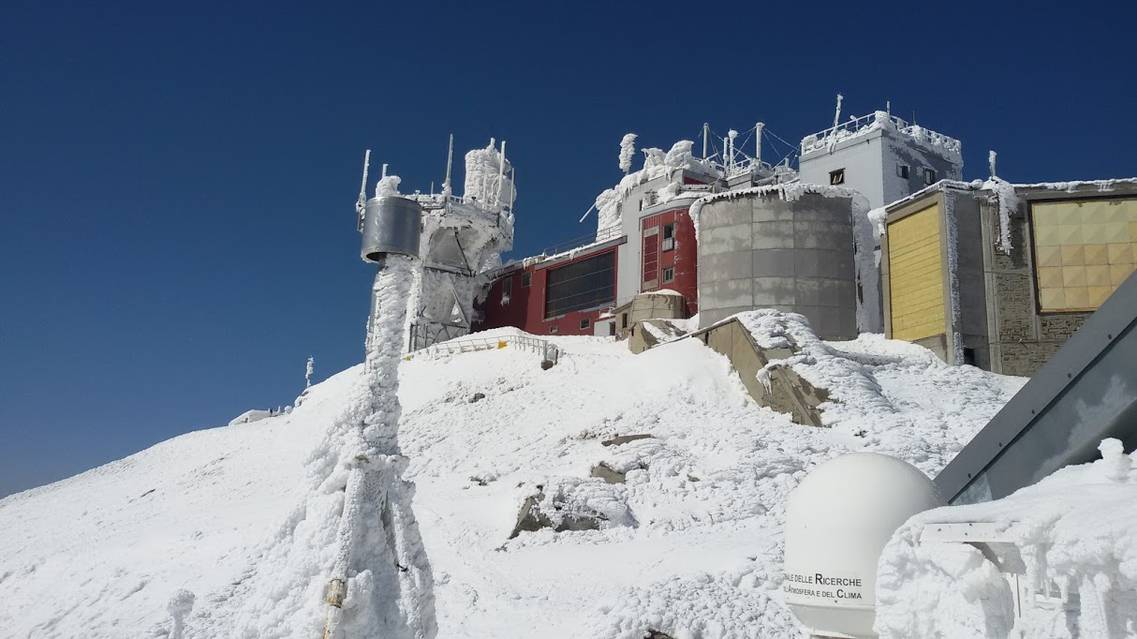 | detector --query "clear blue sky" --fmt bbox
[2,0,1134,497]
